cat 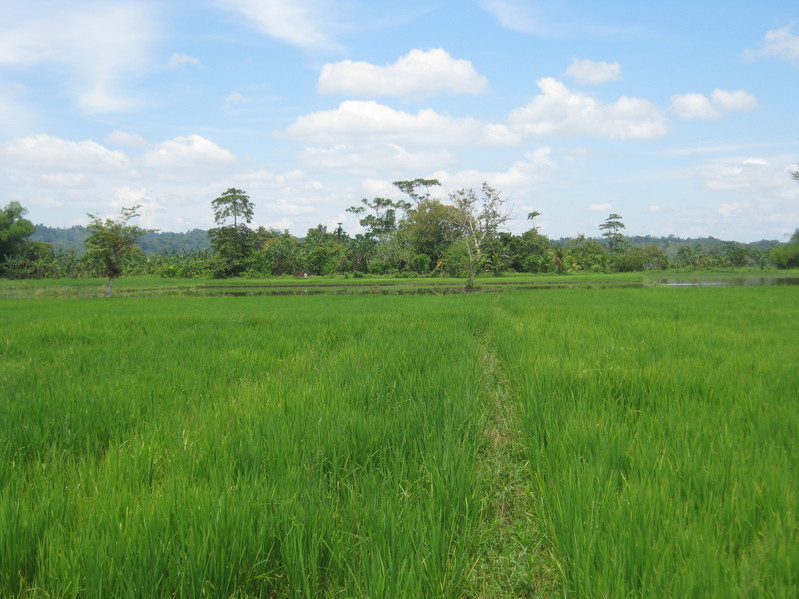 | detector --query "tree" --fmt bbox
[346,197,410,240]
[393,178,441,205]
[599,213,626,254]
[448,182,511,290]
[527,210,542,231]
[85,205,154,297]
[400,199,460,269]
[0,201,35,273]
[208,188,256,276]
